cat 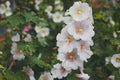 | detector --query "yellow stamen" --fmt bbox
[76,9,83,15]
[66,36,72,43]
[116,58,120,62]
[76,27,82,33]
